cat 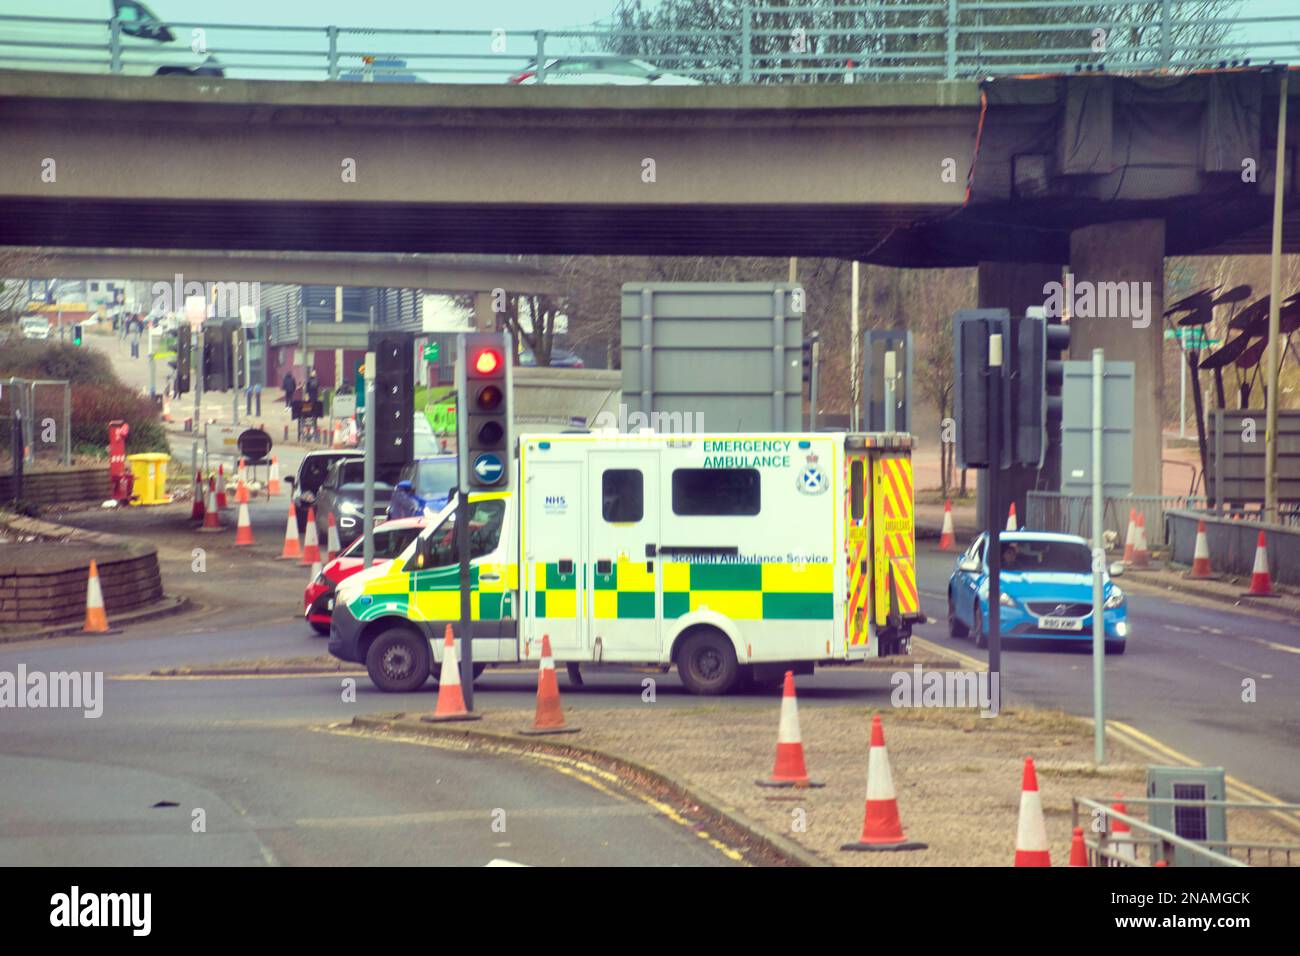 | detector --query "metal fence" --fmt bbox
[1167,507,1300,585]
[1,377,73,469]
[1,2,1297,85]
[1026,491,1205,549]
[1073,796,1300,866]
